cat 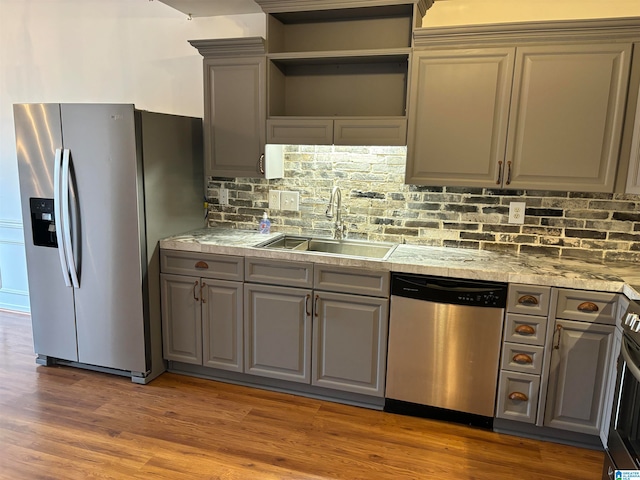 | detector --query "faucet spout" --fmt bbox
[326,186,345,240]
